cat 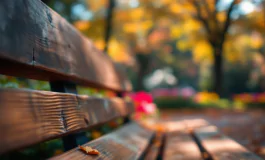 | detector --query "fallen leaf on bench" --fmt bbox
[78,145,100,155]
